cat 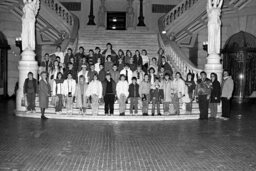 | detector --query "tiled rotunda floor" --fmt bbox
[1,100,256,171]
